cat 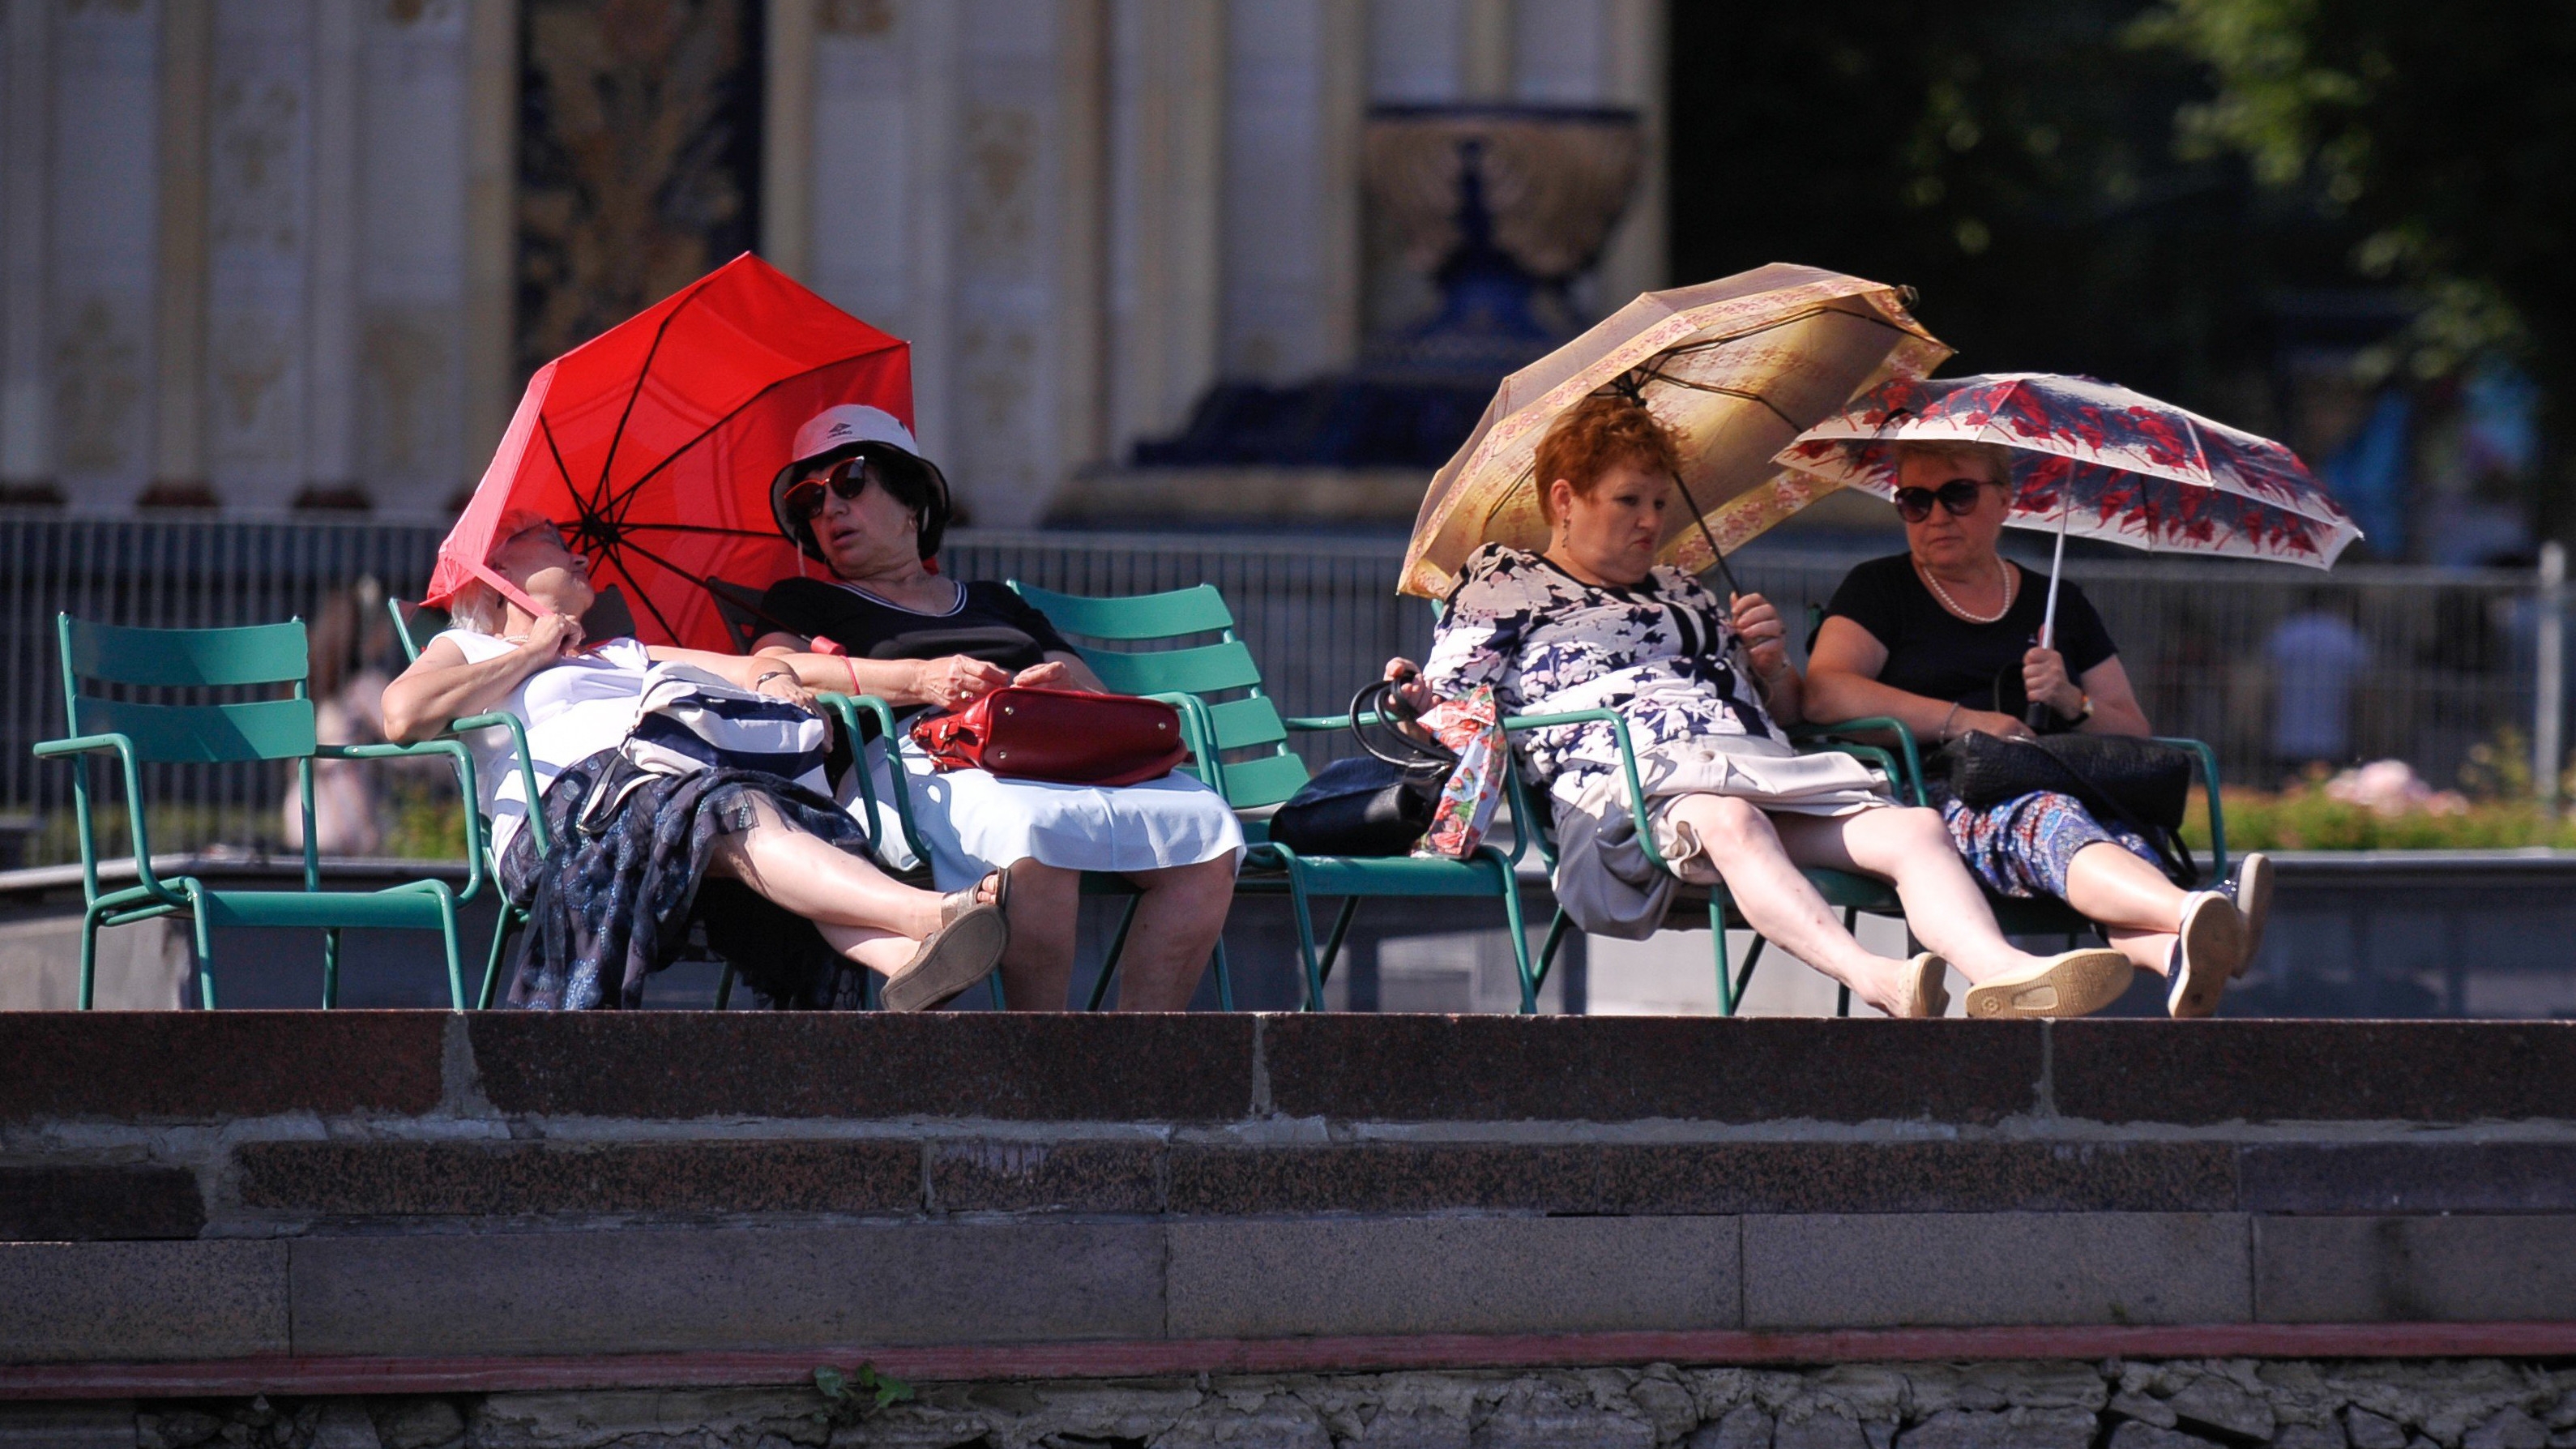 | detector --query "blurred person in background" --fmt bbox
[2267,590,2369,779]
[281,580,396,857]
